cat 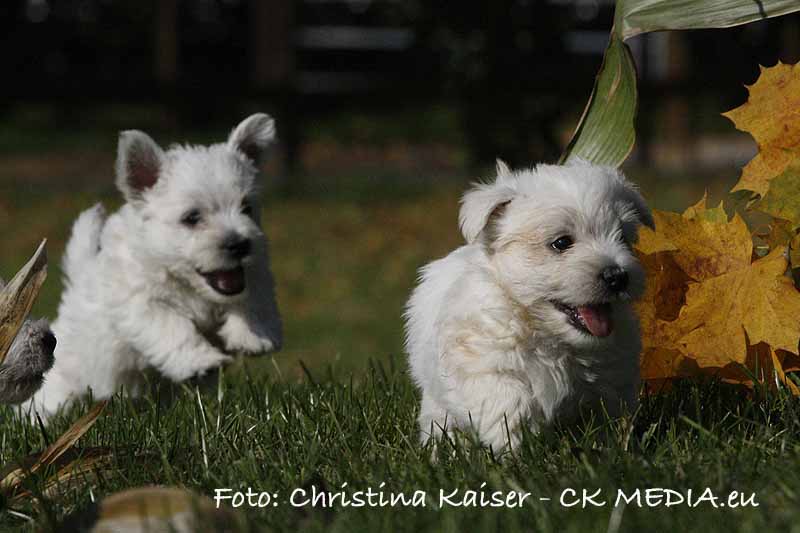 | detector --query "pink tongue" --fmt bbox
[577,304,613,337]
[211,268,245,294]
